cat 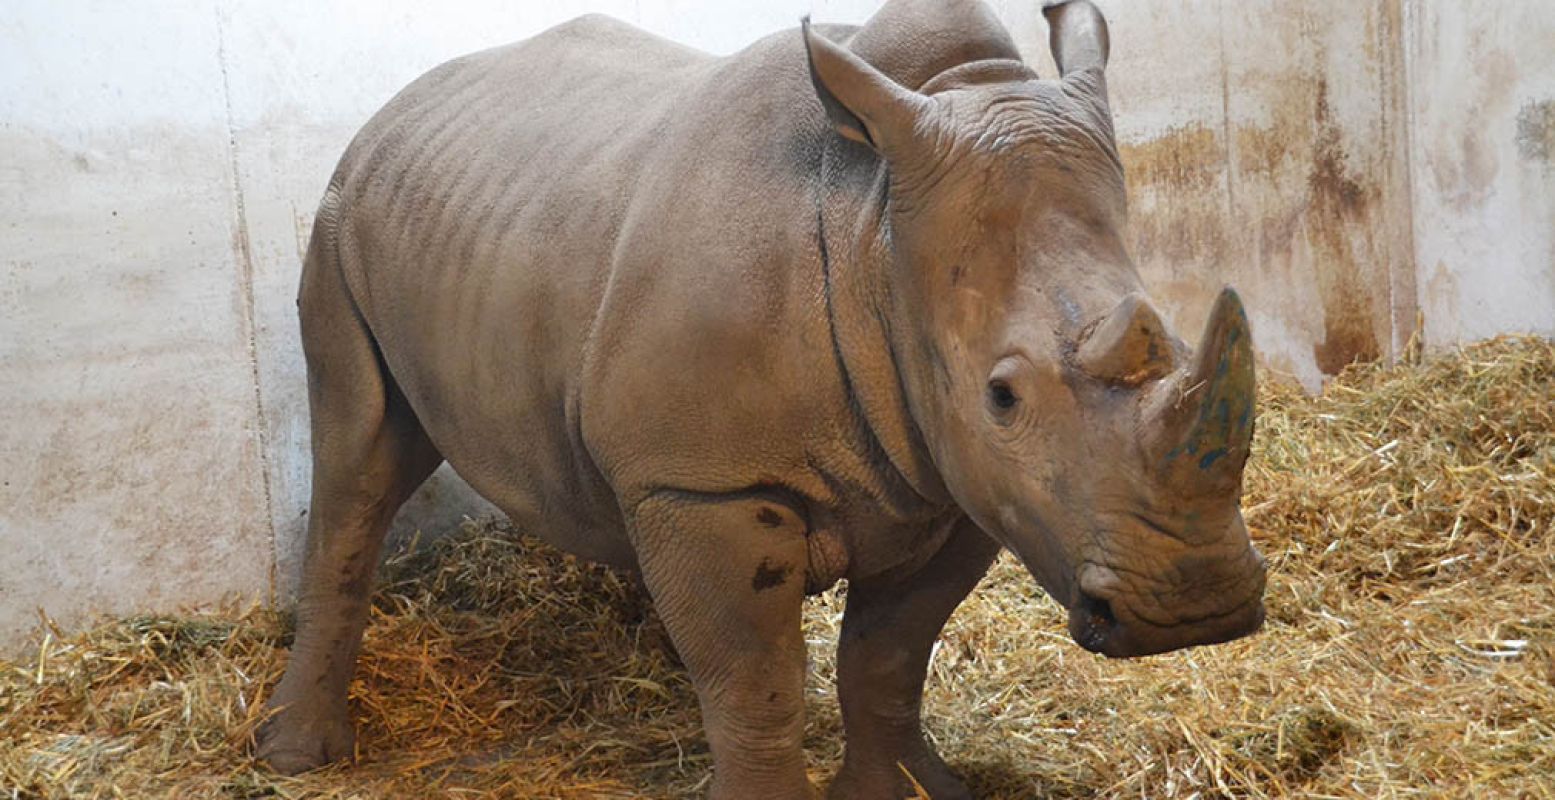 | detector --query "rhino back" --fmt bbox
[321,16,879,560]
